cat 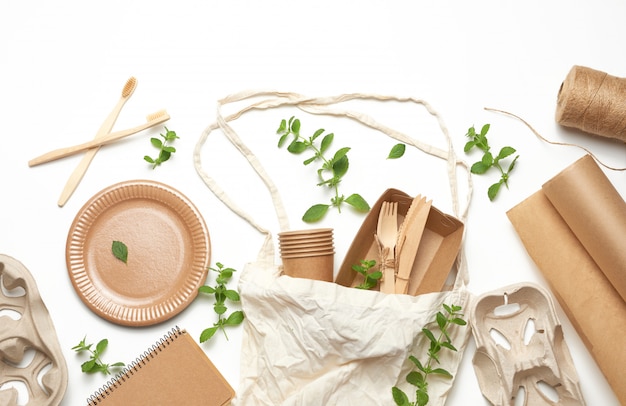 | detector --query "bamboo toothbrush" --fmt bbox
[57,76,137,207]
[28,110,170,167]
